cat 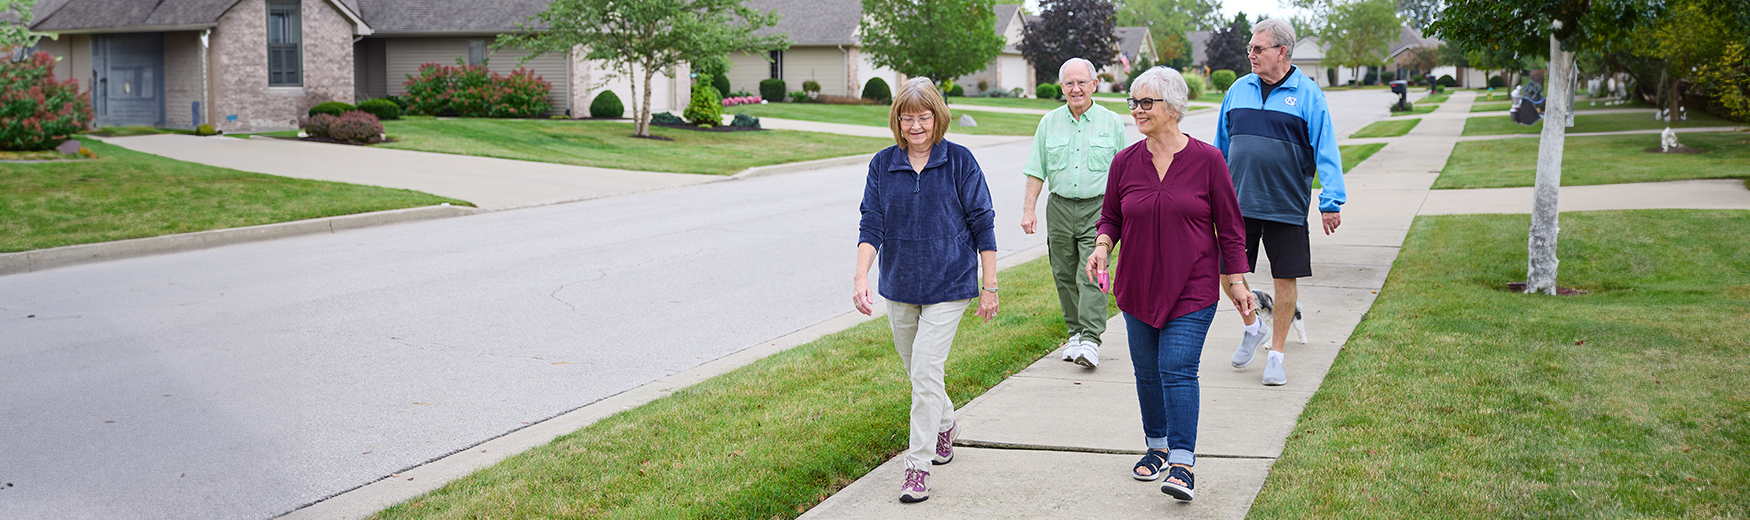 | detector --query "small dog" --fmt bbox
[1252,290,1308,344]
